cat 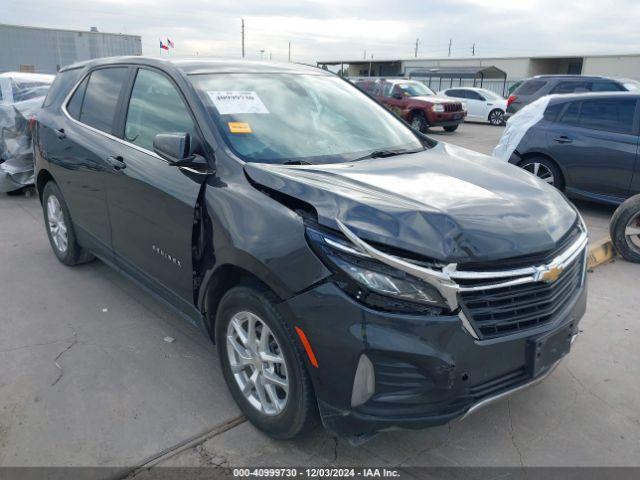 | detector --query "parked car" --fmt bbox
[438,87,507,125]
[495,92,640,206]
[0,72,54,193]
[355,79,466,132]
[610,194,640,263]
[506,75,631,120]
[34,57,587,441]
